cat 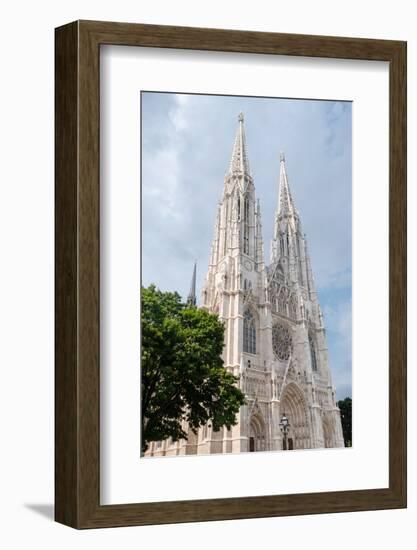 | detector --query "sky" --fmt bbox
[141,92,352,400]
